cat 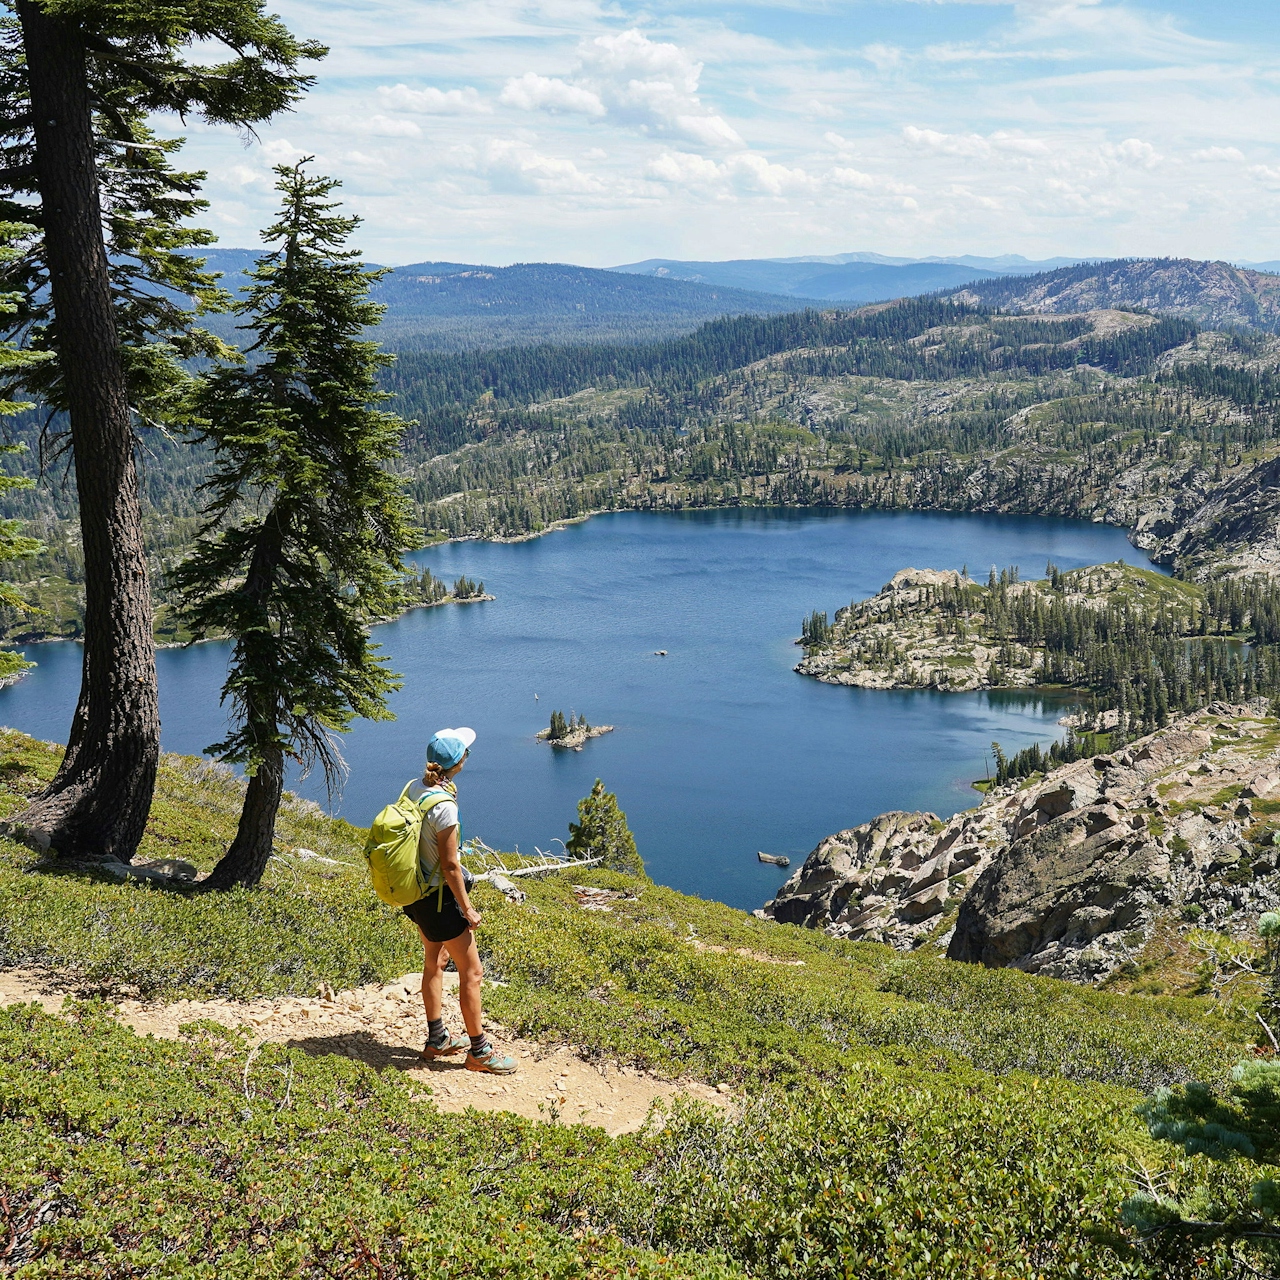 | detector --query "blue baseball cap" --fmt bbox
[426,727,476,769]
